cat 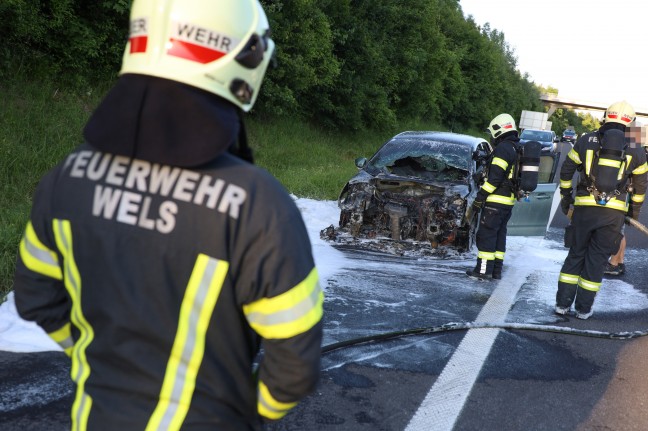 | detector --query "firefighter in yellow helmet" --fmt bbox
[13,1,324,429]
[466,113,521,280]
[557,101,648,319]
